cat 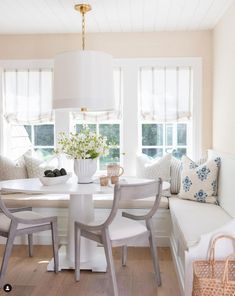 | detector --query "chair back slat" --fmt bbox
[0,196,15,220]
[118,180,160,201]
